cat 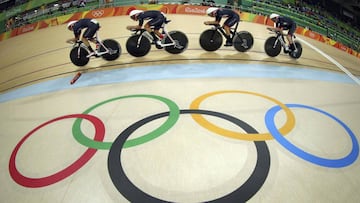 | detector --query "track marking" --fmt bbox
[297,37,360,86]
